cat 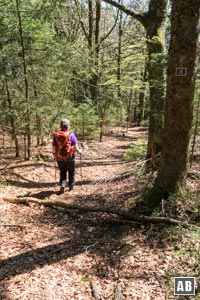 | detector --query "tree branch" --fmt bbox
[101,0,147,27]
[0,223,27,227]
[74,0,90,42]
[4,197,193,227]
[100,7,119,44]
